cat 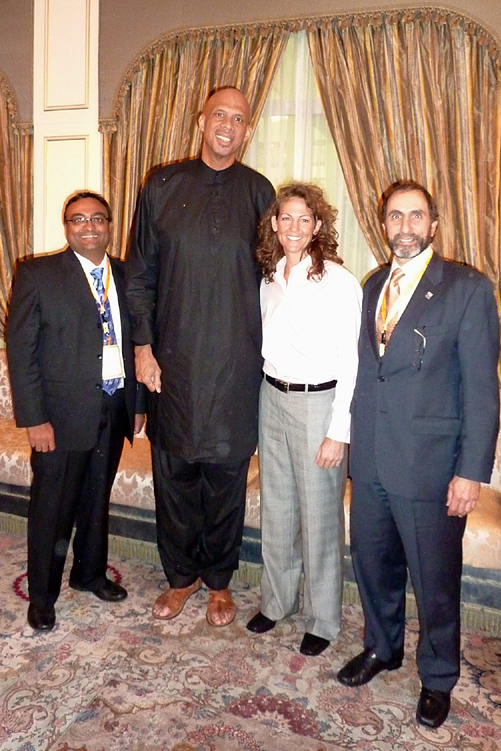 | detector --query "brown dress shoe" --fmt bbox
[152,578,201,620]
[206,588,236,627]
